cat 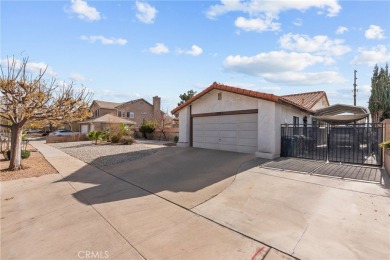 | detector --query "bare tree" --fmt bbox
[154,111,174,141]
[0,57,92,170]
